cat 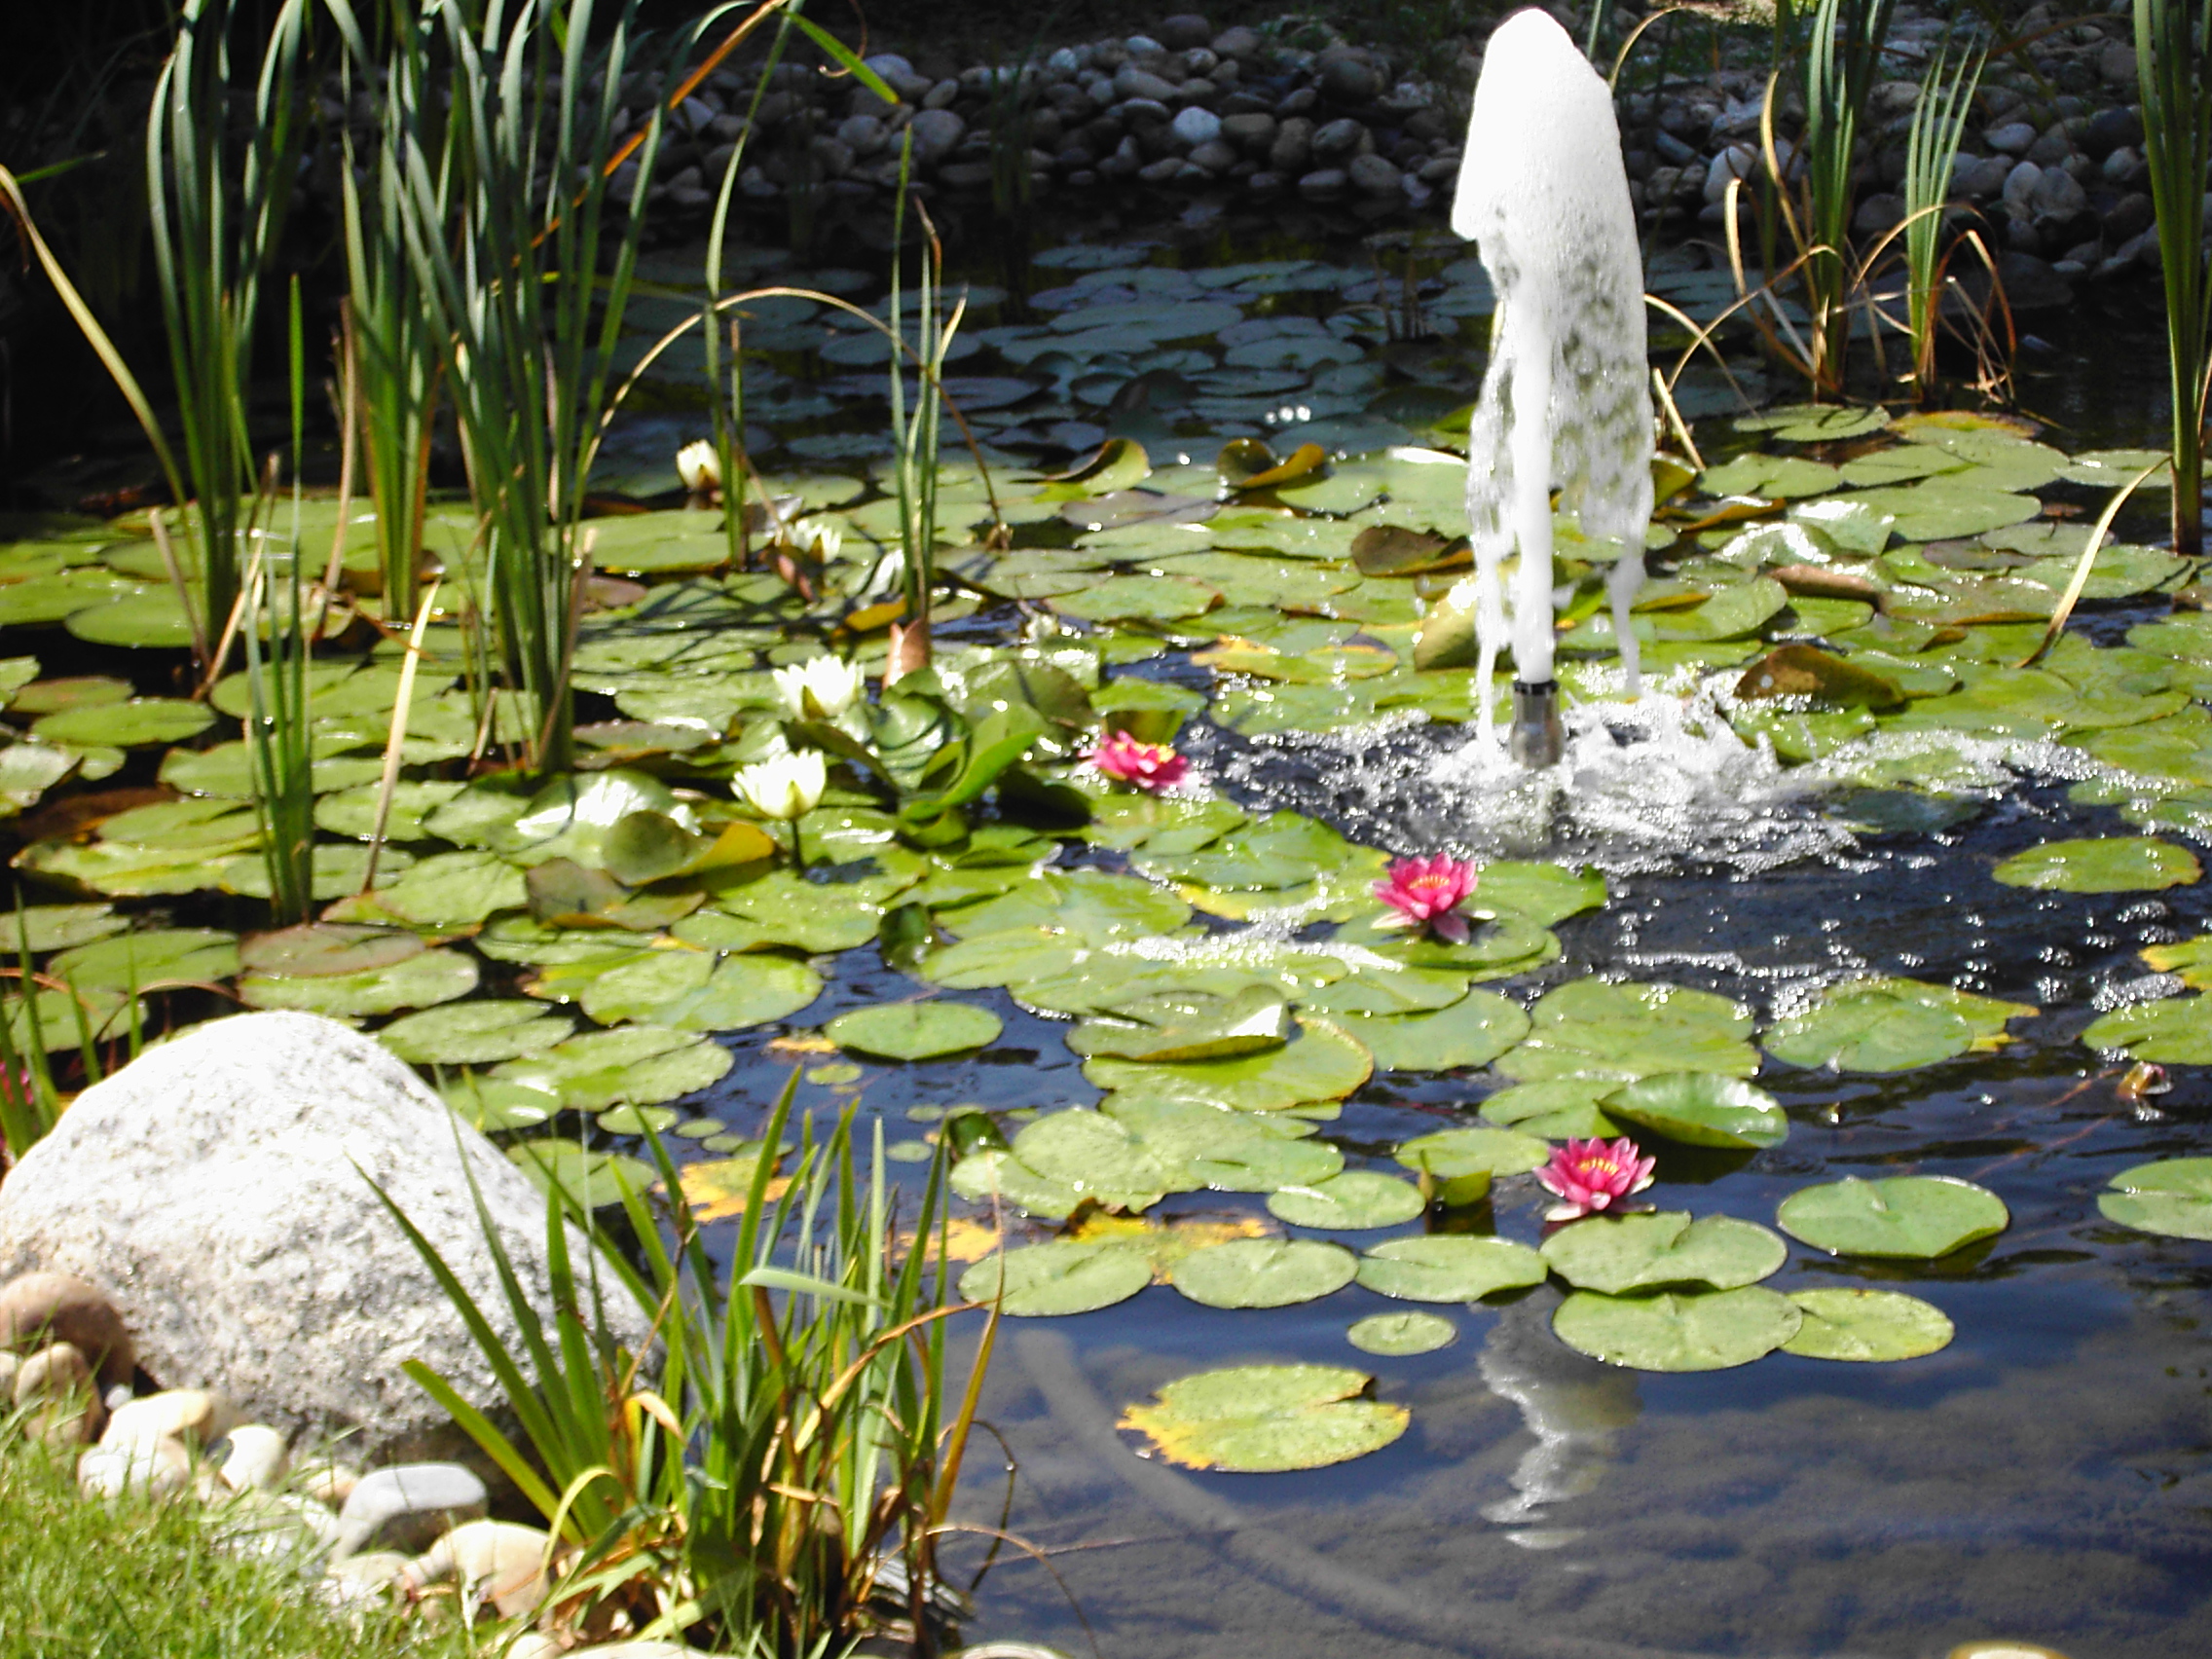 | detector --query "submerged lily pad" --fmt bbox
[1777,1175,2009,1259]
[825,1001,1002,1060]
[1167,1236,1357,1308]
[1539,1212,1787,1294]
[1763,978,2033,1073]
[1552,1286,1803,1372]
[1991,836,2201,893]
[1118,1363,1408,1472]
[1354,1235,1547,1303]
[2097,1158,2212,1240]
[1265,1171,1426,1230]
[1781,1288,1954,1361]
[1600,1073,1788,1150]
[1346,1310,1456,1355]
[957,1242,1153,1315]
